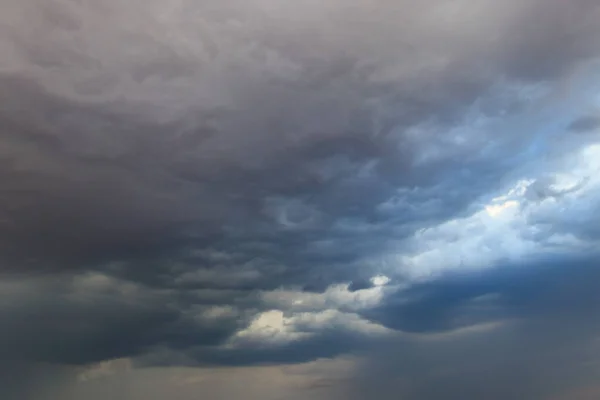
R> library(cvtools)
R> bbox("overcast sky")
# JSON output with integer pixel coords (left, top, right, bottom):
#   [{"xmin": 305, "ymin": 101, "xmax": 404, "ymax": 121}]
[{"xmin": 1, "ymin": 0, "xmax": 600, "ymax": 399}]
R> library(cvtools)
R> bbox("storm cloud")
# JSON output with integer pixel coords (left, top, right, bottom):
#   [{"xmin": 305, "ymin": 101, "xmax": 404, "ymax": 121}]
[
  {"xmin": 351, "ymin": 256, "xmax": 600, "ymax": 400},
  {"xmin": 1, "ymin": 0, "xmax": 600, "ymax": 399}
]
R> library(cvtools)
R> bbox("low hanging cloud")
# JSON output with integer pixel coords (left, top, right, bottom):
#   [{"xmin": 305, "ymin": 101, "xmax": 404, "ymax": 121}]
[
  {"xmin": 350, "ymin": 255, "xmax": 600, "ymax": 400},
  {"xmin": 1, "ymin": 0, "xmax": 600, "ymax": 399}
]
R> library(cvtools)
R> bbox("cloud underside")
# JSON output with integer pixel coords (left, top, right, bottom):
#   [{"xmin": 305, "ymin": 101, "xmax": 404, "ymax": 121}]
[{"xmin": 1, "ymin": 1, "xmax": 600, "ymax": 398}]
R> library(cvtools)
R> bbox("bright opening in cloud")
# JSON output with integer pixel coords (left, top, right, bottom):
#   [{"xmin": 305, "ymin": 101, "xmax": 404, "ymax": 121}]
[
  {"xmin": 370, "ymin": 275, "xmax": 390, "ymax": 287},
  {"xmin": 485, "ymin": 200, "xmax": 520, "ymax": 217}
]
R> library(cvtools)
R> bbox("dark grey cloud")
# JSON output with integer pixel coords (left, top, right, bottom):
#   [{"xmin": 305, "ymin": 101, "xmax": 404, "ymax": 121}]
[
  {"xmin": 351, "ymin": 255, "xmax": 600, "ymax": 400},
  {"xmin": 1, "ymin": 0, "xmax": 597, "ymax": 275},
  {"xmin": 1, "ymin": 0, "xmax": 600, "ymax": 398},
  {"xmin": 0, "ymin": 363, "xmax": 76, "ymax": 400},
  {"xmin": 569, "ymin": 115, "xmax": 600, "ymax": 133},
  {"xmin": 363, "ymin": 255, "xmax": 600, "ymax": 333}
]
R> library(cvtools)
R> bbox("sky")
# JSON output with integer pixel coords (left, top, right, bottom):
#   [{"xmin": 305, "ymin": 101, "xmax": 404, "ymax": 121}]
[{"xmin": 1, "ymin": 0, "xmax": 600, "ymax": 399}]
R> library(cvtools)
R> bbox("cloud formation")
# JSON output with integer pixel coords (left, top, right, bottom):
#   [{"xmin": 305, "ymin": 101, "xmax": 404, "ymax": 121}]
[
  {"xmin": 351, "ymin": 256, "xmax": 600, "ymax": 400},
  {"xmin": 1, "ymin": 0, "xmax": 600, "ymax": 399}
]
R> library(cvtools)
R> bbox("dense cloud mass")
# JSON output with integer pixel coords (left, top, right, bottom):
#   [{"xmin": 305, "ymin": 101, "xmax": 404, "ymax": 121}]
[
  {"xmin": 1, "ymin": 0, "xmax": 600, "ymax": 399},
  {"xmin": 352, "ymin": 256, "xmax": 600, "ymax": 399}
]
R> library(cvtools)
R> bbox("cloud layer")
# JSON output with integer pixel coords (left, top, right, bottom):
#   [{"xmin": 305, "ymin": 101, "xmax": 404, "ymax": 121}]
[{"xmin": 1, "ymin": 0, "xmax": 600, "ymax": 399}]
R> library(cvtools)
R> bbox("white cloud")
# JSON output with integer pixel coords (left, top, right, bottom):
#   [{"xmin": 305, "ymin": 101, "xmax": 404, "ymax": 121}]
[
  {"xmin": 229, "ymin": 309, "xmax": 391, "ymax": 347},
  {"xmin": 230, "ymin": 310, "xmax": 311, "ymax": 346},
  {"xmin": 385, "ymin": 137, "xmax": 600, "ymax": 280},
  {"xmin": 485, "ymin": 200, "xmax": 519, "ymax": 217},
  {"xmin": 370, "ymin": 275, "xmax": 390, "ymax": 287},
  {"xmin": 260, "ymin": 282, "xmax": 388, "ymax": 312}
]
